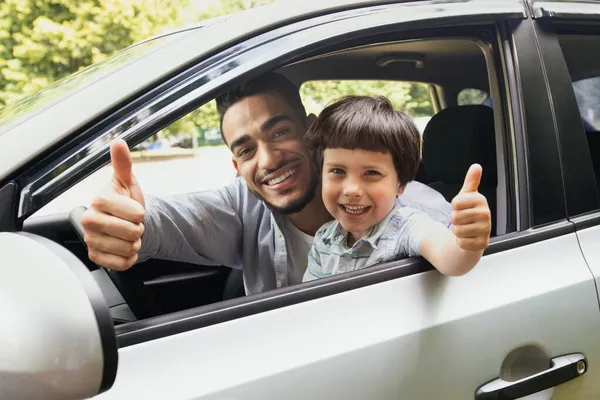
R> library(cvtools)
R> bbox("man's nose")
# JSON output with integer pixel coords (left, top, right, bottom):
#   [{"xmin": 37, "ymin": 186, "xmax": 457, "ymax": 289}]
[{"xmin": 257, "ymin": 142, "xmax": 283, "ymax": 171}]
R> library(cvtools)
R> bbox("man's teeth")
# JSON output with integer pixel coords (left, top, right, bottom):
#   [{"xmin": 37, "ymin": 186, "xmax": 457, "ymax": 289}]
[
  {"xmin": 267, "ymin": 168, "xmax": 296, "ymax": 186},
  {"xmin": 343, "ymin": 205, "xmax": 369, "ymax": 214}
]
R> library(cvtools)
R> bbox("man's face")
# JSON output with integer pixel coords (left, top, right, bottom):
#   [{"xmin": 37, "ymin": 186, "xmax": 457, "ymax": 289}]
[{"xmin": 222, "ymin": 91, "xmax": 318, "ymax": 214}]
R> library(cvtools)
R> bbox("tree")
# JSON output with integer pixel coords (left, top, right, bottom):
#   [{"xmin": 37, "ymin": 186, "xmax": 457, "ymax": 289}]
[
  {"xmin": 0, "ymin": 0, "xmax": 192, "ymax": 107},
  {"xmin": 300, "ymin": 80, "xmax": 433, "ymax": 117}
]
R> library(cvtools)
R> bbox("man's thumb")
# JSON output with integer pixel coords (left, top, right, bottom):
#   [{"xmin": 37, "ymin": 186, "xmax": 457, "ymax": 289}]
[
  {"xmin": 460, "ymin": 164, "xmax": 483, "ymax": 193},
  {"xmin": 110, "ymin": 139, "xmax": 145, "ymax": 207}
]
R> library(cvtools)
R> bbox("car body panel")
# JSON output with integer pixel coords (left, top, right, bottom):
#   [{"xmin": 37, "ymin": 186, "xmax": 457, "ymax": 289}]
[{"xmin": 94, "ymin": 232, "xmax": 600, "ymax": 399}]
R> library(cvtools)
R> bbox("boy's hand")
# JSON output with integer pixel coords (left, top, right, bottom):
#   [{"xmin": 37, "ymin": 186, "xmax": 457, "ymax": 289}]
[{"xmin": 450, "ymin": 164, "xmax": 491, "ymax": 251}]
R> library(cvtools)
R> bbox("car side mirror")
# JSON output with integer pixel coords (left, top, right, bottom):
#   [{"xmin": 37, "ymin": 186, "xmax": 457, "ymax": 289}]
[{"xmin": 0, "ymin": 232, "xmax": 118, "ymax": 400}]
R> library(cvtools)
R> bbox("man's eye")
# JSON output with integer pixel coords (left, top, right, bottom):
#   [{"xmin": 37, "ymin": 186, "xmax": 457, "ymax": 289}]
[
  {"xmin": 273, "ymin": 129, "xmax": 289, "ymax": 138},
  {"xmin": 238, "ymin": 147, "xmax": 253, "ymax": 157}
]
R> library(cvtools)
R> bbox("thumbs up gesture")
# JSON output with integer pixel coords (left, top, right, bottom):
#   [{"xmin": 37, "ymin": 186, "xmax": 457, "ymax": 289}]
[
  {"xmin": 80, "ymin": 139, "xmax": 146, "ymax": 270},
  {"xmin": 451, "ymin": 164, "xmax": 492, "ymax": 252}
]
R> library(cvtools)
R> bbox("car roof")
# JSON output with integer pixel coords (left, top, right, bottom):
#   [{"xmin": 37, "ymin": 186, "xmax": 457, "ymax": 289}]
[{"xmin": 0, "ymin": 0, "xmax": 520, "ymax": 181}]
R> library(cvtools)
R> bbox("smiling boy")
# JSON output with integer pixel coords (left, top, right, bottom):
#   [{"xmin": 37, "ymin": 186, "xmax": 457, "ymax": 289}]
[{"xmin": 303, "ymin": 95, "xmax": 485, "ymax": 281}]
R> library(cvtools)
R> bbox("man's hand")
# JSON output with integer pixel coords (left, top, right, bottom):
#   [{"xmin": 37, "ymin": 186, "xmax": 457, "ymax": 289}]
[
  {"xmin": 451, "ymin": 164, "xmax": 492, "ymax": 252},
  {"xmin": 80, "ymin": 139, "xmax": 146, "ymax": 271}
]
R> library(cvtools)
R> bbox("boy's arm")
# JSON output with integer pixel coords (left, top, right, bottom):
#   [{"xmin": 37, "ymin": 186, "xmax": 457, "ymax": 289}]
[
  {"xmin": 418, "ymin": 164, "xmax": 491, "ymax": 276},
  {"xmin": 419, "ymin": 223, "xmax": 483, "ymax": 276}
]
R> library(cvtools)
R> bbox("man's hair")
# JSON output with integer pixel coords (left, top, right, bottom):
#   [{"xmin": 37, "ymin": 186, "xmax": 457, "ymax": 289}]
[
  {"xmin": 304, "ymin": 95, "xmax": 421, "ymax": 186},
  {"xmin": 215, "ymin": 72, "xmax": 307, "ymax": 144}
]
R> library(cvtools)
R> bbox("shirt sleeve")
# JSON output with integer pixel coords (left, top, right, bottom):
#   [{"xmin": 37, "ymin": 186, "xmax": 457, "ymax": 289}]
[
  {"xmin": 394, "ymin": 209, "xmax": 445, "ymax": 257},
  {"xmin": 397, "ymin": 181, "xmax": 452, "ymax": 228},
  {"xmin": 137, "ymin": 180, "xmax": 244, "ymax": 269}
]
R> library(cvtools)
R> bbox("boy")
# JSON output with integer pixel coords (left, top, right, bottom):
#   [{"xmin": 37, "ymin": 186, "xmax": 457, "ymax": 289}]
[{"xmin": 302, "ymin": 95, "xmax": 485, "ymax": 281}]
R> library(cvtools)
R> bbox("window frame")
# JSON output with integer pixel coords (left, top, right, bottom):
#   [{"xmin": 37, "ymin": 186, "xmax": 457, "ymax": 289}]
[
  {"xmin": 531, "ymin": 13, "xmax": 600, "ymax": 228},
  {"xmin": 9, "ymin": 1, "xmax": 569, "ymax": 347}
]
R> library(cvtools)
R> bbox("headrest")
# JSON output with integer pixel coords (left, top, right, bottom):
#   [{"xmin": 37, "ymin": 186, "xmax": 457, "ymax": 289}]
[{"xmin": 422, "ymin": 105, "xmax": 497, "ymax": 186}]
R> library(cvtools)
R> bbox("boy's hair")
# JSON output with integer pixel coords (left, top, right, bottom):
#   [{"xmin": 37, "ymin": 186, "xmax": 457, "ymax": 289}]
[
  {"xmin": 215, "ymin": 72, "xmax": 307, "ymax": 144},
  {"xmin": 304, "ymin": 95, "xmax": 421, "ymax": 186}
]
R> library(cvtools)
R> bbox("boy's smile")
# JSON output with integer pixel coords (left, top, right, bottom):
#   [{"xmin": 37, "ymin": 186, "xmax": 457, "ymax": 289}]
[{"xmin": 321, "ymin": 148, "xmax": 405, "ymax": 245}]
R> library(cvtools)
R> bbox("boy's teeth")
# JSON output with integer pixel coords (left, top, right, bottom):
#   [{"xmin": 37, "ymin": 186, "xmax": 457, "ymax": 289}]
[
  {"xmin": 343, "ymin": 205, "xmax": 369, "ymax": 214},
  {"xmin": 267, "ymin": 168, "xmax": 296, "ymax": 186}
]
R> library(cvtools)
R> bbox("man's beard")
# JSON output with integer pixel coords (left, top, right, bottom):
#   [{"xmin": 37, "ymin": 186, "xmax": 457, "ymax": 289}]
[{"xmin": 251, "ymin": 165, "xmax": 319, "ymax": 215}]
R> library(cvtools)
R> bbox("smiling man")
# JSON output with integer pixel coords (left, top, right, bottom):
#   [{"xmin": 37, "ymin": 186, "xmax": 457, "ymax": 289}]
[{"xmin": 81, "ymin": 72, "xmax": 492, "ymax": 294}]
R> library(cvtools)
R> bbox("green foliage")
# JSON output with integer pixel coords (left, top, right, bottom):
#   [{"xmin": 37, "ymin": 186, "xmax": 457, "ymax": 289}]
[
  {"xmin": 457, "ymin": 88, "xmax": 488, "ymax": 106},
  {"xmin": 300, "ymin": 80, "xmax": 433, "ymax": 118},
  {"xmin": 0, "ymin": 0, "xmax": 194, "ymax": 107},
  {"xmin": 1, "ymin": 0, "xmax": 437, "ymax": 145}
]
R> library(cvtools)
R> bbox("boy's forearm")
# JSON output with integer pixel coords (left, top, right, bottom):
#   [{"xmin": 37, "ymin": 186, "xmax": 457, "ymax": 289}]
[{"xmin": 420, "ymin": 228, "xmax": 483, "ymax": 276}]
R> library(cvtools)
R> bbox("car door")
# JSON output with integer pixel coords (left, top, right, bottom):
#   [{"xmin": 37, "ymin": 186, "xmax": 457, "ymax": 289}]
[
  {"xmin": 537, "ymin": 0, "xmax": 600, "ymax": 355},
  {"xmin": 3, "ymin": 1, "xmax": 600, "ymax": 399},
  {"xmin": 88, "ymin": 2, "xmax": 599, "ymax": 399}
]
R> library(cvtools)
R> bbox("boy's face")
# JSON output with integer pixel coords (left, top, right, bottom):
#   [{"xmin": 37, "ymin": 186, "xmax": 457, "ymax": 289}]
[{"xmin": 321, "ymin": 148, "xmax": 404, "ymax": 243}]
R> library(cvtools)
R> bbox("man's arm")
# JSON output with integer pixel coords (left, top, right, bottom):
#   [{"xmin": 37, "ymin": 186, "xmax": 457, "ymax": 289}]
[
  {"xmin": 81, "ymin": 139, "xmax": 244, "ymax": 271},
  {"xmin": 137, "ymin": 186, "xmax": 244, "ymax": 268}
]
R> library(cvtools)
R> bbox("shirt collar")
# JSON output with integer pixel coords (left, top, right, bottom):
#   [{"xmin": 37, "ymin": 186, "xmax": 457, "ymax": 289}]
[{"xmin": 327, "ymin": 204, "xmax": 401, "ymax": 249}]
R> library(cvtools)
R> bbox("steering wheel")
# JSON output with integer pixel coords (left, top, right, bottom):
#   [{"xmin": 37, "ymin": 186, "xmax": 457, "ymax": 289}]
[{"xmin": 68, "ymin": 206, "xmax": 162, "ymax": 320}]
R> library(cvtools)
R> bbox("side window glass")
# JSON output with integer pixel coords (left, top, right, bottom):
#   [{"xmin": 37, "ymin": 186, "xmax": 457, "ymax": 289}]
[
  {"xmin": 299, "ymin": 80, "xmax": 434, "ymax": 134},
  {"xmin": 457, "ymin": 88, "xmax": 489, "ymax": 106},
  {"xmin": 572, "ymin": 77, "xmax": 600, "ymax": 132},
  {"xmin": 558, "ymin": 35, "xmax": 600, "ymax": 198},
  {"xmin": 33, "ymin": 100, "xmax": 232, "ymax": 217}
]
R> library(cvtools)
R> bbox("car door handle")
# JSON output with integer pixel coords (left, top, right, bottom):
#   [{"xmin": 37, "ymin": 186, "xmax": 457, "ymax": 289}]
[{"xmin": 475, "ymin": 353, "xmax": 587, "ymax": 400}]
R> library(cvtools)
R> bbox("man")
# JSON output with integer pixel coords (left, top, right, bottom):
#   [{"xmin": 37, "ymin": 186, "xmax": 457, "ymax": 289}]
[{"xmin": 81, "ymin": 72, "xmax": 491, "ymax": 294}]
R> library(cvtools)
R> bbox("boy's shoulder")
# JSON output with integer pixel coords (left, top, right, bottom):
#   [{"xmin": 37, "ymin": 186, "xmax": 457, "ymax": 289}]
[{"xmin": 385, "ymin": 205, "xmax": 431, "ymax": 232}]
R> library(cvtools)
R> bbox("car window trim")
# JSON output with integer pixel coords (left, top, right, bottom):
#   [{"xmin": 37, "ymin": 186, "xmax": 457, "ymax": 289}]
[
  {"xmin": 530, "ymin": 1, "xmax": 600, "ymax": 20},
  {"xmin": 14, "ymin": 1, "xmax": 526, "ymax": 220},
  {"xmin": 532, "ymin": 22, "xmax": 600, "ymax": 218}
]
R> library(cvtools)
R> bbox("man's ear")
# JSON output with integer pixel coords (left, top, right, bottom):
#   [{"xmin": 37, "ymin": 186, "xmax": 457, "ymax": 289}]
[
  {"xmin": 232, "ymin": 157, "xmax": 239, "ymax": 174},
  {"xmin": 305, "ymin": 113, "xmax": 317, "ymax": 131}
]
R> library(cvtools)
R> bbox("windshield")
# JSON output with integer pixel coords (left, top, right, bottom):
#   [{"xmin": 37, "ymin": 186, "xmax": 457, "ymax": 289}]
[{"xmin": 0, "ymin": 29, "xmax": 196, "ymax": 135}]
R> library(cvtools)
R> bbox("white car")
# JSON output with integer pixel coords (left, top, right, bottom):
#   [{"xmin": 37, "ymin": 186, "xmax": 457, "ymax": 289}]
[{"xmin": 3, "ymin": 0, "xmax": 600, "ymax": 399}]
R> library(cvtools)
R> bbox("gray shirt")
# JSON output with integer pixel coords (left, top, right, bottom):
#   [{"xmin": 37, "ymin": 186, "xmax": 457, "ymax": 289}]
[{"xmin": 138, "ymin": 177, "xmax": 452, "ymax": 295}]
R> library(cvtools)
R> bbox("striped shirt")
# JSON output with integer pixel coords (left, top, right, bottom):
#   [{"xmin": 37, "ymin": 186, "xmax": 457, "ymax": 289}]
[{"xmin": 303, "ymin": 205, "xmax": 438, "ymax": 281}]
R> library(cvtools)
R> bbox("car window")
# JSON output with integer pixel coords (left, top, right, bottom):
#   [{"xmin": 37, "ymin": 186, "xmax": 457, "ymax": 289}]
[
  {"xmin": 558, "ymin": 34, "xmax": 600, "ymax": 197},
  {"xmin": 572, "ymin": 76, "xmax": 600, "ymax": 131},
  {"xmin": 31, "ymin": 32, "xmax": 508, "ymax": 324},
  {"xmin": 0, "ymin": 29, "xmax": 197, "ymax": 136},
  {"xmin": 300, "ymin": 80, "xmax": 434, "ymax": 133},
  {"xmin": 33, "ymin": 100, "xmax": 233, "ymax": 217},
  {"xmin": 457, "ymin": 88, "xmax": 489, "ymax": 106}
]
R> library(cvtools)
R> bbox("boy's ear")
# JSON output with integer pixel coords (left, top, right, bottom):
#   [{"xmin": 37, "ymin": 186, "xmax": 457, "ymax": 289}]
[{"xmin": 397, "ymin": 183, "xmax": 406, "ymax": 197}]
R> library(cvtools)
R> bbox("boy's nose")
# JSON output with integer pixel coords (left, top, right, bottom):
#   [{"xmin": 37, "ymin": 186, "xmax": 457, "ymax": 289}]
[{"xmin": 343, "ymin": 181, "xmax": 364, "ymax": 198}]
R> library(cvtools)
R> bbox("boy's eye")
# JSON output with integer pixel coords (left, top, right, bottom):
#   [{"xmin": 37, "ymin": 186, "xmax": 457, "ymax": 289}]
[
  {"xmin": 329, "ymin": 168, "xmax": 345, "ymax": 175},
  {"xmin": 365, "ymin": 170, "xmax": 382, "ymax": 176}
]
